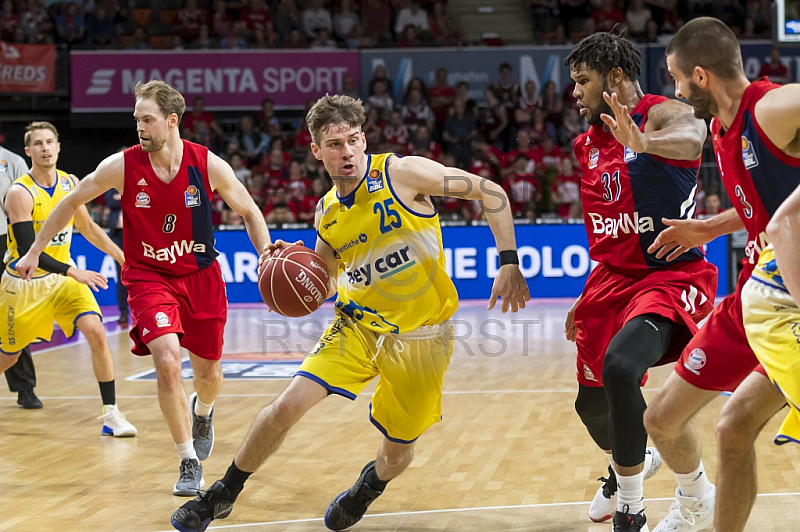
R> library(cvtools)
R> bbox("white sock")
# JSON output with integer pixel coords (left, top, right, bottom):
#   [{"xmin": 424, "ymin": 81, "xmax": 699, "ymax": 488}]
[
  {"xmin": 176, "ymin": 440, "xmax": 197, "ymax": 461},
  {"xmin": 194, "ymin": 397, "xmax": 214, "ymax": 417},
  {"xmin": 617, "ymin": 470, "xmax": 645, "ymax": 514},
  {"xmin": 676, "ymin": 461, "xmax": 714, "ymax": 500}
]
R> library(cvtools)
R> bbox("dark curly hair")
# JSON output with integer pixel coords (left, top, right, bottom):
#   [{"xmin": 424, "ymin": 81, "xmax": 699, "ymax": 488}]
[{"xmin": 563, "ymin": 31, "xmax": 642, "ymax": 81}]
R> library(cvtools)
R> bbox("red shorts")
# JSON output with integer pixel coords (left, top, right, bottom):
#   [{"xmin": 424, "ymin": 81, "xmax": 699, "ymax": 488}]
[
  {"xmin": 574, "ymin": 259, "xmax": 718, "ymax": 387},
  {"xmin": 674, "ymin": 277, "xmax": 765, "ymax": 391},
  {"xmin": 122, "ymin": 261, "xmax": 228, "ymax": 360}
]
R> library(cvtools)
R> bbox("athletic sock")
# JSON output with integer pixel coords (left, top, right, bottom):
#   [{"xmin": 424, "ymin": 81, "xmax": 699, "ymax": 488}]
[
  {"xmin": 617, "ymin": 470, "xmax": 645, "ymax": 514},
  {"xmin": 176, "ymin": 440, "xmax": 198, "ymax": 461},
  {"xmin": 676, "ymin": 461, "xmax": 714, "ymax": 500}
]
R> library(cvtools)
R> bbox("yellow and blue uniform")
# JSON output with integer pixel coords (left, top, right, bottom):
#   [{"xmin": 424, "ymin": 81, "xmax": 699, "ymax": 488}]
[
  {"xmin": 0, "ymin": 171, "xmax": 101, "ymax": 353},
  {"xmin": 742, "ymin": 243, "xmax": 800, "ymax": 444},
  {"xmin": 299, "ymin": 153, "xmax": 458, "ymax": 443}
]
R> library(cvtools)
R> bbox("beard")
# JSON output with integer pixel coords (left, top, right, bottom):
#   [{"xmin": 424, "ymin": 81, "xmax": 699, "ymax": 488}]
[
  {"xmin": 686, "ymin": 80, "xmax": 718, "ymax": 120},
  {"xmin": 586, "ymin": 81, "xmax": 614, "ymax": 127},
  {"xmin": 141, "ymin": 136, "xmax": 166, "ymax": 153}
]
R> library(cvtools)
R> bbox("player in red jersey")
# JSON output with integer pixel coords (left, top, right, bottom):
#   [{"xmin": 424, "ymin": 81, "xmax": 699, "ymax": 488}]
[
  {"xmin": 564, "ymin": 31, "xmax": 717, "ymax": 531},
  {"xmin": 642, "ymin": 18, "xmax": 800, "ymax": 532},
  {"xmin": 15, "ymin": 80, "xmax": 271, "ymax": 496}
]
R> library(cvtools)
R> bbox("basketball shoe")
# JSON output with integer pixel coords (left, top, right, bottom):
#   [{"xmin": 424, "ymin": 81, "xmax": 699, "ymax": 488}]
[
  {"xmin": 189, "ymin": 392, "xmax": 214, "ymax": 460},
  {"xmin": 614, "ymin": 504, "xmax": 649, "ymax": 532},
  {"xmin": 97, "ymin": 404, "xmax": 137, "ymax": 437},
  {"xmin": 589, "ymin": 447, "xmax": 662, "ymax": 522},
  {"xmin": 652, "ymin": 486, "xmax": 715, "ymax": 532},
  {"xmin": 324, "ymin": 461, "xmax": 383, "ymax": 530},
  {"xmin": 173, "ymin": 458, "xmax": 204, "ymax": 496},
  {"xmin": 171, "ymin": 480, "xmax": 234, "ymax": 532}
]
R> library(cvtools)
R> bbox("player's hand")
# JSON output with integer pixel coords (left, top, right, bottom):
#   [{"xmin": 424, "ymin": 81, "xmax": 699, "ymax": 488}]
[
  {"xmin": 648, "ymin": 217, "xmax": 711, "ymax": 261},
  {"xmin": 488, "ymin": 265, "xmax": 530, "ymax": 313},
  {"xmin": 564, "ymin": 296, "xmax": 581, "ymax": 342},
  {"xmin": 259, "ymin": 239, "xmax": 304, "ymax": 267},
  {"xmin": 15, "ymin": 252, "xmax": 40, "ymax": 281},
  {"xmin": 67, "ymin": 268, "xmax": 108, "ymax": 292},
  {"xmin": 600, "ymin": 92, "xmax": 647, "ymax": 154}
]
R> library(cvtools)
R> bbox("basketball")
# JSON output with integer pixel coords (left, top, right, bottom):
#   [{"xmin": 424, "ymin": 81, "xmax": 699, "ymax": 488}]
[{"xmin": 258, "ymin": 244, "xmax": 331, "ymax": 317}]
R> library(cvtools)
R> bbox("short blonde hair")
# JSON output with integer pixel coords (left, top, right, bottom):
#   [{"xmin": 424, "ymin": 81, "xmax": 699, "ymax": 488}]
[
  {"xmin": 24, "ymin": 121, "xmax": 58, "ymax": 146},
  {"xmin": 134, "ymin": 80, "xmax": 186, "ymax": 121},
  {"xmin": 306, "ymin": 94, "xmax": 366, "ymax": 145}
]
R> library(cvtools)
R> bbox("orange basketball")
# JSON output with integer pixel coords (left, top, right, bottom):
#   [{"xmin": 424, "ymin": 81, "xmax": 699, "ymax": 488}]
[{"xmin": 258, "ymin": 244, "xmax": 331, "ymax": 317}]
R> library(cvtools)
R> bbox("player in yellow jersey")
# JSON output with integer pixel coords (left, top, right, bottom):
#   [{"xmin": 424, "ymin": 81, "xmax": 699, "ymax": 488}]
[
  {"xmin": 0, "ymin": 122, "xmax": 136, "ymax": 436},
  {"xmin": 171, "ymin": 94, "xmax": 530, "ymax": 531}
]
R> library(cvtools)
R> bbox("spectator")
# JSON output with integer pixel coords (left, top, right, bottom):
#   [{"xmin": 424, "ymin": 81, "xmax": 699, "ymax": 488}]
[
  {"xmin": 220, "ymin": 20, "xmax": 250, "ymax": 48},
  {"xmin": 21, "ymin": 0, "xmax": 54, "ymax": 44},
  {"xmin": 407, "ymin": 124, "xmax": 442, "ymax": 159},
  {"xmin": 234, "ymin": 115, "xmax": 270, "ymax": 164},
  {"xmin": 478, "ymin": 84, "xmax": 509, "ymax": 149},
  {"xmin": 363, "ymin": 106, "xmax": 385, "ymax": 150},
  {"xmin": 470, "ymin": 135, "xmax": 506, "ymax": 177},
  {"xmin": 402, "ymin": 77, "xmax": 428, "ymax": 105},
  {"xmin": 430, "ymin": 1, "xmax": 461, "ymax": 46},
  {"xmin": 429, "ymin": 67, "xmax": 456, "ymax": 128},
  {"xmin": 60, "ymin": 5, "xmax": 89, "ymax": 46},
  {"xmin": 208, "ymin": 0, "xmax": 233, "ymax": 39},
  {"xmin": 394, "ymin": 0, "xmax": 429, "ymax": 39},
  {"xmin": 592, "ymin": 0, "xmax": 624, "ymax": 33},
  {"xmin": 361, "ymin": 0, "xmax": 393, "ymax": 44},
  {"xmin": 125, "ymin": 26, "xmax": 152, "ymax": 49},
  {"xmin": 239, "ymin": 0, "xmax": 271, "ymax": 37},
  {"xmin": 504, "ymin": 129, "xmax": 534, "ymax": 177},
  {"xmin": 516, "ymin": 80, "xmax": 542, "ymax": 127},
  {"xmin": 311, "ymin": 27, "xmax": 338, "ymax": 48},
  {"xmin": 401, "ymin": 87, "xmax": 434, "ymax": 132},
  {"xmin": 504, "ymin": 154, "xmax": 542, "ymax": 218},
  {"xmin": 182, "ymin": 96, "xmax": 224, "ymax": 144},
  {"xmin": 282, "ymin": 27, "xmax": 308, "ymax": 48},
  {"xmin": 84, "ymin": 3, "xmax": 116, "ymax": 46},
  {"xmin": 398, "ymin": 24, "xmax": 424, "ymax": 47},
  {"xmin": 625, "ymin": 0, "xmax": 652, "ymax": 40},
  {"xmin": 758, "ymin": 47, "xmax": 789, "ymax": 84},
  {"xmin": 191, "ymin": 23, "xmax": 217, "ymax": 49},
  {"xmin": 265, "ymin": 202, "xmax": 296, "ymax": 224},
  {"xmin": 340, "ymin": 74, "xmax": 360, "ymax": 99},
  {"xmin": 368, "ymin": 79, "xmax": 395, "ymax": 121},
  {"xmin": 302, "ymin": 149, "xmax": 326, "ymax": 181},
  {"xmin": 455, "ymin": 81, "xmax": 478, "ymax": 117},
  {"xmin": 286, "ymin": 160, "xmax": 312, "ymax": 203},
  {"xmin": 529, "ymin": 0, "xmax": 559, "ymax": 40},
  {"xmin": 273, "ymin": 0, "xmax": 301, "ymax": 41},
  {"xmin": 699, "ymin": 193, "xmax": 723, "ymax": 218},
  {"xmin": 497, "ymin": 62, "xmax": 520, "ymax": 113},
  {"xmin": 558, "ymin": 0, "xmax": 590, "ymax": 38},
  {"xmin": 534, "ymin": 136, "xmax": 563, "ymax": 173},
  {"xmin": 292, "ymin": 177, "xmax": 325, "ymax": 224},
  {"xmin": 528, "ymin": 107, "xmax": 556, "ymax": 145},
  {"xmin": 245, "ymin": 172, "xmax": 266, "ymax": 210},
  {"xmin": 0, "ymin": 0, "xmax": 21, "ymax": 42},
  {"xmin": 251, "ymin": 22, "xmax": 280, "ymax": 47},
  {"xmin": 381, "ymin": 111, "xmax": 411, "ymax": 154},
  {"xmin": 302, "ymin": 0, "xmax": 332, "ymax": 40},
  {"xmin": 333, "ymin": 0, "xmax": 359, "ymax": 44},
  {"xmin": 541, "ymin": 80, "xmax": 564, "ymax": 127},
  {"xmin": 442, "ymin": 99, "xmax": 478, "ymax": 169},
  {"xmin": 255, "ymin": 98, "xmax": 282, "ymax": 138},
  {"xmin": 368, "ymin": 64, "xmax": 393, "ymax": 96},
  {"xmin": 740, "ymin": 18, "xmax": 759, "ymax": 40},
  {"xmin": 175, "ymin": 0, "xmax": 205, "ymax": 43},
  {"xmin": 230, "ymin": 153, "xmax": 251, "ymax": 184},
  {"xmin": 551, "ymin": 156, "xmax": 581, "ymax": 219},
  {"xmin": 746, "ymin": 0, "xmax": 772, "ymax": 36},
  {"xmin": 264, "ymin": 185, "xmax": 292, "ymax": 216},
  {"xmin": 558, "ymin": 106, "xmax": 584, "ymax": 148}
]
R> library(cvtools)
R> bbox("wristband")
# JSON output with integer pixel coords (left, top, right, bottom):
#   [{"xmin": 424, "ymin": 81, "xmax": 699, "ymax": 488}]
[{"xmin": 498, "ymin": 250, "xmax": 519, "ymax": 266}]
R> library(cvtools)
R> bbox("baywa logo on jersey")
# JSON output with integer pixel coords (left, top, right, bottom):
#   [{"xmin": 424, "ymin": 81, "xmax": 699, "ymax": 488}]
[
  {"xmin": 185, "ymin": 185, "xmax": 201, "ymax": 208},
  {"xmin": 683, "ymin": 348, "xmax": 707, "ymax": 375},
  {"xmin": 741, "ymin": 136, "xmax": 759, "ymax": 170},
  {"xmin": 367, "ymin": 168, "xmax": 384, "ymax": 193},
  {"xmin": 623, "ymin": 146, "xmax": 638, "ymax": 162},
  {"xmin": 155, "ymin": 312, "xmax": 170, "ymax": 328},
  {"xmin": 135, "ymin": 191, "xmax": 151, "ymax": 208},
  {"xmin": 588, "ymin": 148, "xmax": 599, "ymax": 169}
]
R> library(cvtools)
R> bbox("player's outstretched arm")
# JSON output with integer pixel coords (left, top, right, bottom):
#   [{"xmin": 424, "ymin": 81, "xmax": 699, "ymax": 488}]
[
  {"xmin": 600, "ymin": 93, "xmax": 706, "ymax": 160},
  {"xmin": 15, "ymin": 153, "xmax": 123, "ymax": 279},
  {"xmin": 755, "ymin": 84, "xmax": 800, "ymax": 153},
  {"xmin": 389, "ymin": 155, "xmax": 530, "ymax": 312},
  {"xmin": 73, "ymin": 203, "xmax": 124, "ymax": 265},
  {"xmin": 648, "ymin": 208, "xmax": 744, "ymax": 261},
  {"xmin": 768, "ymin": 182, "xmax": 800, "ymax": 301},
  {"xmin": 207, "ymin": 151, "xmax": 271, "ymax": 252}
]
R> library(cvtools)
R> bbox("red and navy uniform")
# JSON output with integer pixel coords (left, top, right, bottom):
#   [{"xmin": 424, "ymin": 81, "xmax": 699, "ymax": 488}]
[
  {"xmin": 120, "ymin": 140, "xmax": 227, "ymax": 360},
  {"xmin": 675, "ymin": 78, "xmax": 800, "ymax": 391},
  {"xmin": 571, "ymin": 94, "xmax": 717, "ymax": 387}
]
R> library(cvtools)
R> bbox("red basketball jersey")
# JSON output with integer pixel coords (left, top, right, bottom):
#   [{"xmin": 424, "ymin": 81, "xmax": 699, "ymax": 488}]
[
  {"xmin": 122, "ymin": 140, "xmax": 218, "ymax": 276},
  {"xmin": 710, "ymin": 78, "xmax": 800, "ymax": 283},
  {"xmin": 574, "ymin": 94, "xmax": 703, "ymax": 272}
]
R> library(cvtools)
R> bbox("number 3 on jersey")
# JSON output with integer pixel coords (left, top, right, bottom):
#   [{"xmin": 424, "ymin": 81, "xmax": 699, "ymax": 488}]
[
  {"xmin": 163, "ymin": 214, "xmax": 176, "ymax": 233},
  {"xmin": 374, "ymin": 198, "xmax": 402, "ymax": 234},
  {"xmin": 601, "ymin": 170, "xmax": 621, "ymax": 202}
]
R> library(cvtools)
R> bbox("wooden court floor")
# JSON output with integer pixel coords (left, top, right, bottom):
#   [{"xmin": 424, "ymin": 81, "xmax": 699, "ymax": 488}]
[{"xmin": 1, "ymin": 300, "xmax": 799, "ymax": 531}]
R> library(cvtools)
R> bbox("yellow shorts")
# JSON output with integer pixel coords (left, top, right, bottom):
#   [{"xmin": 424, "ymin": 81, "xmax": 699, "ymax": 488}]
[
  {"xmin": 742, "ymin": 277, "xmax": 800, "ymax": 445},
  {"xmin": 298, "ymin": 310, "xmax": 454, "ymax": 443},
  {"xmin": 0, "ymin": 273, "xmax": 101, "ymax": 354}
]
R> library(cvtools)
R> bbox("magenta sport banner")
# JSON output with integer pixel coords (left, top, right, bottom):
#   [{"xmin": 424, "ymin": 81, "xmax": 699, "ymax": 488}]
[{"xmin": 70, "ymin": 50, "xmax": 360, "ymax": 112}]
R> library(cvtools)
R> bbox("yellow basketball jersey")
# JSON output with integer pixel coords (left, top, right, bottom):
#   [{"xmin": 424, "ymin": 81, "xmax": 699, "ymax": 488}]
[
  {"xmin": 5, "ymin": 170, "xmax": 76, "ymax": 278},
  {"xmin": 751, "ymin": 244, "xmax": 786, "ymax": 293},
  {"xmin": 318, "ymin": 153, "xmax": 458, "ymax": 334}
]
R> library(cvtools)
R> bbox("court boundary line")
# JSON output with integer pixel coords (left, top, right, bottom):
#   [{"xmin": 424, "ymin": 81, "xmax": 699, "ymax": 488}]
[{"xmin": 152, "ymin": 491, "xmax": 800, "ymax": 531}]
